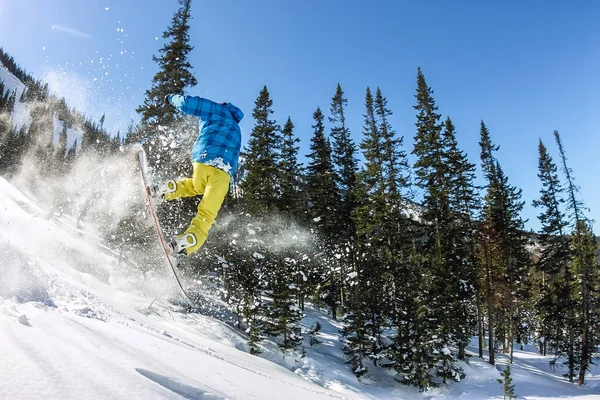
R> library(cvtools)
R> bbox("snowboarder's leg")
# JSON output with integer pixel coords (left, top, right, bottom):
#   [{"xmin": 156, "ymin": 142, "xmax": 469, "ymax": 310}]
[
  {"xmin": 179, "ymin": 163, "xmax": 230, "ymax": 255},
  {"xmin": 164, "ymin": 162, "xmax": 208, "ymax": 201}
]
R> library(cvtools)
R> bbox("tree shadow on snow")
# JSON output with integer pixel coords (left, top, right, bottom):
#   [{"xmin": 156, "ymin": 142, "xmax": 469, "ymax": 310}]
[{"xmin": 135, "ymin": 368, "xmax": 225, "ymax": 399}]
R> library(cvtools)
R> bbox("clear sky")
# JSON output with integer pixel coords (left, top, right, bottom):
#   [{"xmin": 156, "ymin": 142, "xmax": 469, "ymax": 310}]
[{"xmin": 1, "ymin": 0, "xmax": 599, "ymax": 233}]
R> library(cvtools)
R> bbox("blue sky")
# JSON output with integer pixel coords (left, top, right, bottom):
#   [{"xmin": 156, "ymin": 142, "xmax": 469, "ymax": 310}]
[{"xmin": 1, "ymin": 0, "xmax": 599, "ymax": 233}]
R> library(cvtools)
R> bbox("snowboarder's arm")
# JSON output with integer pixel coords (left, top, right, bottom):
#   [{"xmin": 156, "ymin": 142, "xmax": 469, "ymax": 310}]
[{"xmin": 166, "ymin": 94, "xmax": 216, "ymax": 119}]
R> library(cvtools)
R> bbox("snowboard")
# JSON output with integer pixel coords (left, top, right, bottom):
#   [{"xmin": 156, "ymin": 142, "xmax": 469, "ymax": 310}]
[{"xmin": 137, "ymin": 149, "xmax": 197, "ymax": 309}]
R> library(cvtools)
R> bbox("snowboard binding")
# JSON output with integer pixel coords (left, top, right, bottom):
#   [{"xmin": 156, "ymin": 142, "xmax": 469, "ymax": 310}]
[
  {"xmin": 168, "ymin": 233, "xmax": 197, "ymax": 256},
  {"xmin": 147, "ymin": 179, "xmax": 177, "ymax": 200}
]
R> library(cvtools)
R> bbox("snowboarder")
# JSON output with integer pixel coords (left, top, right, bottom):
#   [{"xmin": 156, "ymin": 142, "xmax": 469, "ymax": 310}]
[{"xmin": 148, "ymin": 94, "xmax": 243, "ymax": 256}]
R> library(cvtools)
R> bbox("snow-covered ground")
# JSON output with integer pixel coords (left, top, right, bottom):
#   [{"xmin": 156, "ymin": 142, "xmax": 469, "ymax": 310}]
[
  {"xmin": 0, "ymin": 60, "xmax": 30, "ymax": 131},
  {"xmin": 1, "ymin": 175, "xmax": 599, "ymax": 399},
  {"xmin": 0, "ymin": 61, "xmax": 26, "ymax": 98}
]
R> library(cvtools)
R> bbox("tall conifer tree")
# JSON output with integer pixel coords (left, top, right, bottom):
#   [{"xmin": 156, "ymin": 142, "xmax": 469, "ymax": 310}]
[
  {"xmin": 133, "ymin": 0, "xmax": 197, "ymax": 178},
  {"xmin": 306, "ymin": 107, "xmax": 339, "ymax": 236},
  {"xmin": 137, "ymin": 0, "xmax": 196, "ymax": 127},
  {"xmin": 411, "ymin": 68, "xmax": 468, "ymax": 386},
  {"xmin": 54, "ymin": 124, "xmax": 68, "ymax": 173},
  {"xmin": 278, "ymin": 117, "xmax": 303, "ymax": 218},
  {"xmin": 329, "ymin": 83, "xmax": 358, "ymax": 241},
  {"xmin": 241, "ymin": 86, "xmax": 281, "ymax": 215},
  {"xmin": 441, "ymin": 117, "xmax": 479, "ymax": 361},
  {"xmin": 344, "ymin": 87, "xmax": 386, "ymax": 376},
  {"xmin": 554, "ymin": 130, "xmax": 600, "ymax": 385},
  {"xmin": 532, "ymin": 139, "xmax": 575, "ymax": 380},
  {"xmin": 479, "ymin": 122, "xmax": 530, "ymax": 364},
  {"xmin": 349, "ymin": 87, "xmax": 415, "ymax": 380},
  {"xmin": 305, "ymin": 107, "xmax": 341, "ymax": 319}
]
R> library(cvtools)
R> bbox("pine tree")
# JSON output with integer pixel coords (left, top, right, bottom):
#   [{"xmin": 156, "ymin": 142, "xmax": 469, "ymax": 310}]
[
  {"xmin": 137, "ymin": 0, "xmax": 197, "ymax": 127},
  {"xmin": 410, "ymin": 72, "xmax": 475, "ymax": 385},
  {"xmin": 0, "ymin": 81, "xmax": 8, "ymax": 111},
  {"xmin": 342, "ymin": 88, "xmax": 381, "ymax": 377},
  {"xmin": 329, "ymin": 83, "xmax": 358, "ymax": 241},
  {"xmin": 571, "ymin": 220, "xmax": 599, "ymax": 385},
  {"xmin": 350, "ymin": 87, "xmax": 416, "ymax": 382},
  {"xmin": 247, "ymin": 309, "xmax": 264, "ymax": 356},
  {"xmin": 441, "ymin": 117, "xmax": 479, "ymax": 361},
  {"xmin": 497, "ymin": 364, "xmax": 518, "ymax": 400},
  {"xmin": 329, "ymin": 83, "xmax": 358, "ymax": 322},
  {"xmin": 0, "ymin": 85, "xmax": 13, "ymax": 164},
  {"xmin": 0, "ymin": 47, "xmax": 30, "ymax": 82},
  {"xmin": 479, "ymin": 122, "xmax": 530, "ymax": 365},
  {"xmin": 496, "ymin": 163, "xmax": 530, "ymax": 362},
  {"xmin": 411, "ymin": 67, "xmax": 460, "ymax": 387},
  {"xmin": 1, "ymin": 125, "xmax": 26, "ymax": 176},
  {"xmin": 64, "ymin": 138, "xmax": 78, "ymax": 172},
  {"xmin": 211, "ymin": 213, "xmax": 266, "ymax": 354},
  {"xmin": 278, "ymin": 117, "xmax": 304, "ymax": 218},
  {"xmin": 328, "ymin": 84, "xmax": 358, "ymax": 319},
  {"xmin": 305, "ymin": 106, "xmax": 341, "ymax": 319},
  {"xmin": 554, "ymin": 130, "xmax": 600, "ymax": 385},
  {"xmin": 371, "ymin": 87, "xmax": 413, "ymax": 366},
  {"xmin": 532, "ymin": 139, "xmax": 576, "ymax": 380},
  {"xmin": 554, "ymin": 131, "xmax": 585, "ymax": 231},
  {"xmin": 0, "ymin": 124, "xmax": 17, "ymax": 174},
  {"xmin": 133, "ymin": 0, "xmax": 197, "ymax": 180},
  {"xmin": 356, "ymin": 87, "xmax": 385, "ymax": 221},
  {"xmin": 263, "ymin": 255, "xmax": 304, "ymax": 352},
  {"xmin": 241, "ymin": 86, "xmax": 281, "ymax": 215},
  {"xmin": 7, "ymin": 90, "xmax": 16, "ymax": 114},
  {"xmin": 375, "ymin": 88, "xmax": 409, "ymax": 198},
  {"xmin": 54, "ymin": 124, "xmax": 68, "ymax": 173},
  {"xmin": 478, "ymin": 121, "xmax": 499, "ymax": 365},
  {"xmin": 305, "ymin": 107, "xmax": 339, "ymax": 234},
  {"xmin": 340, "ymin": 268, "xmax": 371, "ymax": 379}
]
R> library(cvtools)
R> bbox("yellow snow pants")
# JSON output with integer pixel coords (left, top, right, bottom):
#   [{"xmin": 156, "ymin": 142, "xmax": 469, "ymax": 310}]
[{"xmin": 164, "ymin": 162, "xmax": 231, "ymax": 255}]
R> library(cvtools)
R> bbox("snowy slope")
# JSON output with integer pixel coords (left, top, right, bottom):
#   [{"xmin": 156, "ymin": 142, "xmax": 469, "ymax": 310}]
[
  {"xmin": 0, "ymin": 177, "xmax": 364, "ymax": 400},
  {"xmin": 0, "ymin": 60, "xmax": 83, "ymax": 146},
  {"xmin": 1, "ymin": 174, "xmax": 600, "ymax": 400},
  {"xmin": 0, "ymin": 60, "xmax": 30, "ymax": 130},
  {"xmin": 0, "ymin": 60, "xmax": 26, "ymax": 97}
]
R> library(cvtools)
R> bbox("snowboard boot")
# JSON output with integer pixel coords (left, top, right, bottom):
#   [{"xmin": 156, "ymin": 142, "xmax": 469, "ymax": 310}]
[
  {"xmin": 167, "ymin": 233, "xmax": 198, "ymax": 256},
  {"xmin": 147, "ymin": 179, "xmax": 177, "ymax": 203}
]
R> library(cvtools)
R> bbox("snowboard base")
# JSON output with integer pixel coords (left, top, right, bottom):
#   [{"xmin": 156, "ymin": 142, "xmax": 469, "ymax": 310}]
[{"xmin": 137, "ymin": 149, "xmax": 197, "ymax": 309}]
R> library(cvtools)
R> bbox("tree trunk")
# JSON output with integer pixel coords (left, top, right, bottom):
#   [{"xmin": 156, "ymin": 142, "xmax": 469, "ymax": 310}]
[
  {"xmin": 566, "ymin": 268, "xmax": 575, "ymax": 382},
  {"xmin": 458, "ymin": 342, "xmax": 466, "ymax": 361},
  {"xmin": 578, "ymin": 329, "xmax": 588, "ymax": 385},
  {"xmin": 487, "ymin": 303, "xmax": 494, "ymax": 365},
  {"xmin": 578, "ymin": 245, "xmax": 590, "ymax": 386},
  {"xmin": 484, "ymin": 238, "xmax": 495, "ymax": 365},
  {"xmin": 330, "ymin": 274, "xmax": 338, "ymax": 320},
  {"xmin": 509, "ymin": 301, "xmax": 514, "ymax": 364},
  {"xmin": 568, "ymin": 336, "xmax": 574, "ymax": 382},
  {"xmin": 502, "ymin": 316, "xmax": 509, "ymax": 354},
  {"xmin": 477, "ymin": 293, "xmax": 484, "ymax": 359},
  {"xmin": 540, "ymin": 337, "xmax": 546, "ymax": 356},
  {"xmin": 578, "ymin": 294, "xmax": 589, "ymax": 385}
]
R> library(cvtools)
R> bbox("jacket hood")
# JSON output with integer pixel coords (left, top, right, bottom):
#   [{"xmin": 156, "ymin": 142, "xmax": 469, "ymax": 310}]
[{"xmin": 224, "ymin": 102, "xmax": 244, "ymax": 123}]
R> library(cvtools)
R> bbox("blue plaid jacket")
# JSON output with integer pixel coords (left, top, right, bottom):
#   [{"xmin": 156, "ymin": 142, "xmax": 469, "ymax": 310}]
[{"xmin": 167, "ymin": 94, "xmax": 243, "ymax": 176}]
